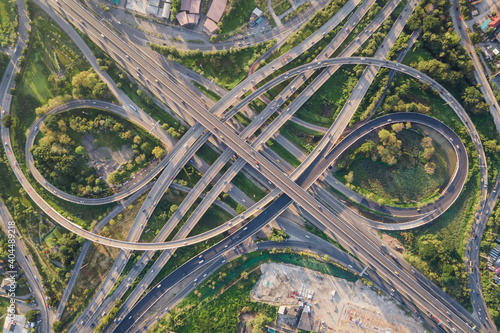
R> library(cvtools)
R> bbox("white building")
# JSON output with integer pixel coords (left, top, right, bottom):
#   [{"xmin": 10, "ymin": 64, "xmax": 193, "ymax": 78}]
[{"xmin": 2, "ymin": 314, "xmax": 27, "ymax": 333}]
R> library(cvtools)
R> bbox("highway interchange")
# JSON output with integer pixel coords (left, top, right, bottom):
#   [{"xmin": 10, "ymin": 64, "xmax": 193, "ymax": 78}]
[{"xmin": 0, "ymin": 0, "xmax": 498, "ymax": 332}]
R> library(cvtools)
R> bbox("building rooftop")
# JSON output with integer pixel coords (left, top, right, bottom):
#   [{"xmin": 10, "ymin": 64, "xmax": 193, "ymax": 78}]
[
  {"xmin": 203, "ymin": 18, "xmax": 219, "ymax": 33},
  {"xmin": 206, "ymin": 0, "xmax": 227, "ymax": 23},
  {"xmin": 297, "ymin": 311, "xmax": 313, "ymax": 331},
  {"xmin": 189, "ymin": 0, "xmax": 201, "ymax": 14},
  {"xmin": 489, "ymin": 16, "xmax": 500, "ymax": 29},
  {"xmin": 481, "ymin": 19, "xmax": 491, "ymax": 32},
  {"xmin": 176, "ymin": 11, "xmax": 189, "ymax": 25},
  {"xmin": 2, "ymin": 315, "xmax": 27, "ymax": 333},
  {"xmin": 180, "ymin": 0, "xmax": 191, "ymax": 12}
]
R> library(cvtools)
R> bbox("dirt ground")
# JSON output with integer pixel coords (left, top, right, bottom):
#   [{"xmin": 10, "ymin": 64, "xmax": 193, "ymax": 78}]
[
  {"xmin": 381, "ymin": 233, "xmax": 406, "ymax": 255},
  {"xmin": 251, "ymin": 263, "xmax": 424, "ymax": 333},
  {"xmin": 81, "ymin": 133, "xmax": 133, "ymax": 181}
]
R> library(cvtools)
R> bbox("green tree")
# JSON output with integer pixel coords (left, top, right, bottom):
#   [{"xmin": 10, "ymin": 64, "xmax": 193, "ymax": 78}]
[
  {"xmin": 152, "ymin": 146, "xmax": 164, "ymax": 158},
  {"xmin": 133, "ymin": 135, "xmax": 142, "ymax": 145},
  {"xmin": 269, "ymin": 228, "xmax": 288, "ymax": 242},
  {"xmin": 53, "ymin": 321, "xmax": 63, "ymax": 332},
  {"xmin": 140, "ymin": 142, "xmax": 151, "ymax": 155},
  {"xmin": 463, "ymin": 86, "xmax": 489, "ymax": 114},
  {"xmin": 25, "ymin": 310, "xmax": 38, "ymax": 322},
  {"xmin": 354, "ymin": 140, "xmax": 376, "ymax": 159},
  {"xmin": 1, "ymin": 114, "xmax": 13, "ymax": 128},
  {"xmin": 391, "ymin": 123, "xmax": 404, "ymax": 133},
  {"xmin": 169, "ymin": 204, "xmax": 179, "ymax": 216},
  {"xmin": 344, "ymin": 171, "xmax": 354, "ymax": 184},
  {"xmin": 75, "ymin": 146, "xmax": 85, "ymax": 155},
  {"xmin": 235, "ymin": 204, "xmax": 246, "ymax": 215},
  {"xmin": 252, "ymin": 313, "xmax": 271, "ymax": 332},
  {"xmin": 423, "ymin": 16, "xmax": 440, "ymax": 32}
]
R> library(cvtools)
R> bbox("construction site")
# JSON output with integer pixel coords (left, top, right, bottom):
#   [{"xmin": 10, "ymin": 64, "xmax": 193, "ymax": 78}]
[{"xmin": 251, "ymin": 263, "xmax": 425, "ymax": 332}]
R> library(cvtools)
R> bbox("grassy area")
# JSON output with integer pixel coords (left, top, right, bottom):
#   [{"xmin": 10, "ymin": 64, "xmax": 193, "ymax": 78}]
[
  {"xmin": 232, "ymin": 172, "xmax": 267, "ymax": 201},
  {"xmin": 217, "ymin": 0, "xmax": 274, "ymax": 36},
  {"xmin": 0, "ymin": 0, "xmax": 18, "ymax": 47},
  {"xmin": 388, "ymin": 167, "xmax": 479, "ymax": 310},
  {"xmin": 234, "ymin": 112, "xmax": 251, "ymax": 127},
  {"xmin": 269, "ymin": 0, "xmax": 348, "ymax": 58},
  {"xmin": 59, "ymin": 243, "xmax": 116, "ymax": 329},
  {"xmin": 279, "ymin": 121, "xmax": 324, "ymax": 154},
  {"xmin": 282, "ymin": 3, "xmax": 311, "ymax": 22},
  {"xmin": 99, "ymin": 194, "xmax": 148, "ymax": 242},
  {"xmin": 335, "ymin": 128, "xmax": 449, "ymax": 207},
  {"xmin": 271, "ymin": 0, "xmax": 291, "ymax": 15},
  {"xmin": 139, "ymin": 188, "xmax": 187, "ymax": 243},
  {"xmin": 196, "ymin": 144, "xmax": 220, "ymax": 165},
  {"xmin": 175, "ymin": 164, "xmax": 204, "ymax": 189},
  {"xmin": 0, "ymin": 52, "xmax": 9, "ymax": 78},
  {"xmin": 295, "ymin": 67, "xmax": 354, "ymax": 127},
  {"xmin": 150, "ymin": 250, "xmax": 357, "ymax": 332},
  {"xmin": 60, "ymin": 193, "xmax": 149, "ymax": 328},
  {"xmin": 266, "ymin": 138, "xmax": 301, "ymax": 168},
  {"xmin": 291, "ymin": 0, "xmax": 394, "ymax": 127},
  {"xmin": 151, "ymin": 41, "xmax": 275, "ymax": 90},
  {"xmin": 192, "ymin": 81, "xmax": 221, "ymax": 102}
]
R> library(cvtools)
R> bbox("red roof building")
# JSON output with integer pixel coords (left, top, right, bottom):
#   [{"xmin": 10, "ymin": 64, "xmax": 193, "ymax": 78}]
[{"xmin": 489, "ymin": 16, "xmax": 500, "ymax": 29}]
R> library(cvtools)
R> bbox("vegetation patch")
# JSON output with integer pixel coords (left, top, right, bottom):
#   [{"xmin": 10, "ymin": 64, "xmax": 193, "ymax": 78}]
[
  {"xmin": 233, "ymin": 172, "xmax": 267, "ymax": 201},
  {"xmin": 31, "ymin": 109, "xmax": 163, "ymax": 197},
  {"xmin": 192, "ymin": 81, "xmax": 221, "ymax": 102},
  {"xmin": 139, "ymin": 188, "xmax": 187, "ymax": 243},
  {"xmin": 271, "ymin": 0, "xmax": 291, "ymax": 16},
  {"xmin": 387, "ymin": 168, "xmax": 478, "ymax": 310},
  {"xmin": 196, "ymin": 144, "xmax": 220, "ymax": 165},
  {"xmin": 273, "ymin": 0, "xmax": 348, "ymax": 57},
  {"xmin": 0, "ymin": 3, "xmax": 117, "ymax": 312},
  {"xmin": 59, "ymin": 242, "xmax": 116, "ymax": 329},
  {"xmin": 151, "ymin": 41, "xmax": 276, "ymax": 90},
  {"xmin": 216, "ymin": 0, "xmax": 274, "ymax": 36},
  {"xmin": 335, "ymin": 125, "xmax": 449, "ymax": 207},
  {"xmin": 266, "ymin": 138, "xmax": 301, "ymax": 168},
  {"xmin": 0, "ymin": 0, "xmax": 18, "ymax": 47},
  {"xmin": 292, "ymin": 0, "xmax": 397, "ymax": 127},
  {"xmin": 279, "ymin": 121, "xmax": 323, "ymax": 154},
  {"xmin": 0, "ymin": 52, "xmax": 9, "ymax": 79},
  {"xmin": 282, "ymin": 3, "xmax": 311, "ymax": 23}
]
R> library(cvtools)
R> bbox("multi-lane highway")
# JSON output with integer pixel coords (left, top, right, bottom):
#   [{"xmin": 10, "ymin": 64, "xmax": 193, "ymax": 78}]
[
  {"xmin": 3, "ymin": 57, "xmax": 482, "ymax": 252},
  {"xmin": 113, "ymin": 112, "xmax": 470, "ymax": 332},
  {"xmin": 0, "ymin": 0, "xmax": 497, "ymax": 332}
]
